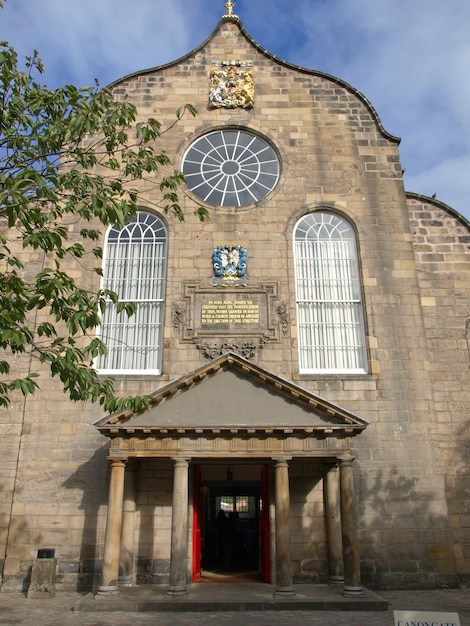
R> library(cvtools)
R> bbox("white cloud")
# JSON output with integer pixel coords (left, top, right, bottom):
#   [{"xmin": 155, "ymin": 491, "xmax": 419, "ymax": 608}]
[
  {"xmin": 285, "ymin": 0, "xmax": 470, "ymax": 218},
  {"xmin": 1, "ymin": 0, "xmax": 469, "ymax": 219},
  {"xmin": 0, "ymin": 0, "xmax": 206, "ymax": 85}
]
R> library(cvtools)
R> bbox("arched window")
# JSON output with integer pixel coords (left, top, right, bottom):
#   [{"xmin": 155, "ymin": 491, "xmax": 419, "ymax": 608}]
[
  {"xmin": 96, "ymin": 211, "xmax": 167, "ymax": 374},
  {"xmin": 294, "ymin": 212, "xmax": 367, "ymax": 373}
]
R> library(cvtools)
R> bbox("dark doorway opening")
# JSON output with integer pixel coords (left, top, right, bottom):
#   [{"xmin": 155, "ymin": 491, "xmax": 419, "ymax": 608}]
[
  {"xmin": 202, "ymin": 482, "xmax": 261, "ymax": 575},
  {"xmin": 193, "ymin": 463, "xmax": 270, "ymax": 583}
]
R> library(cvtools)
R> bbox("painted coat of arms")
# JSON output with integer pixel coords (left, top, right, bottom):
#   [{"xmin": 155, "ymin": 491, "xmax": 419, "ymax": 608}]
[
  {"xmin": 213, "ymin": 245, "xmax": 247, "ymax": 279},
  {"xmin": 209, "ymin": 61, "xmax": 254, "ymax": 109}
]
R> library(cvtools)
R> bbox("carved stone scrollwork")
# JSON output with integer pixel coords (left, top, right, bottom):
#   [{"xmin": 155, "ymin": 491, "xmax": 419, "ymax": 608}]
[
  {"xmin": 193, "ymin": 336, "xmax": 268, "ymax": 360},
  {"xmin": 172, "ymin": 301, "xmax": 187, "ymax": 330},
  {"xmin": 277, "ymin": 302, "xmax": 289, "ymax": 335}
]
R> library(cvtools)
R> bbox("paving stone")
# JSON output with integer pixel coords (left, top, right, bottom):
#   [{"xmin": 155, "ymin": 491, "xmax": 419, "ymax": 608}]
[{"xmin": 0, "ymin": 589, "xmax": 469, "ymax": 626}]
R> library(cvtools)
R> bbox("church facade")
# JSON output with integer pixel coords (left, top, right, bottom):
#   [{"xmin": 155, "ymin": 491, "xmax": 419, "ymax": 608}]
[{"xmin": 2, "ymin": 5, "xmax": 470, "ymax": 594}]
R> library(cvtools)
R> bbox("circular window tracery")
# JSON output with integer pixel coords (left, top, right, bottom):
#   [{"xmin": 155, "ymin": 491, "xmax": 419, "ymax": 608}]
[{"xmin": 182, "ymin": 129, "xmax": 280, "ymax": 207}]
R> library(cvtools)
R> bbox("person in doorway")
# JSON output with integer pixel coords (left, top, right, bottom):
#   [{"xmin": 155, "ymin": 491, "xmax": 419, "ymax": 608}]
[
  {"xmin": 228, "ymin": 511, "xmax": 245, "ymax": 568},
  {"xmin": 216, "ymin": 509, "xmax": 229, "ymax": 567}
]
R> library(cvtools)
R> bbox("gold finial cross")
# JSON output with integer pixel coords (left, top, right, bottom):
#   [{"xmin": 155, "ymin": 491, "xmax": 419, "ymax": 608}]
[{"xmin": 224, "ymin": 1, "xmax": 237, "ymax": 17}]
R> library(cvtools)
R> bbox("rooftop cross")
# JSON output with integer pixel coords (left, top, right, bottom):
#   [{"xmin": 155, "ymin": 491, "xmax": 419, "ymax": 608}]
[{"xmin": 223, "ymin": 1, "xmax": 238, "ymax": 19}]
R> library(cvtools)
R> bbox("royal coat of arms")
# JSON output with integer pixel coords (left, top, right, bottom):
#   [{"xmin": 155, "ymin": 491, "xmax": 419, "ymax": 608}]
[{"xmin": 209, "ymin": 61, "xmax": 254, "ymax": 109}]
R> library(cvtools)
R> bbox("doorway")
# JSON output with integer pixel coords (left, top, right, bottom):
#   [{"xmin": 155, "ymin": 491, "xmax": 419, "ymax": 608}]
[{"xmin": 192, "ymin": 463, "xmax": 270, "ymax": 582}]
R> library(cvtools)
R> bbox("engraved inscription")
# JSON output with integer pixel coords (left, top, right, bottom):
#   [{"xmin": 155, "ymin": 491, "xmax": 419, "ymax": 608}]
[{"xmin": 202, "ymin": 299, "xmax": 260, "ymax": 325}]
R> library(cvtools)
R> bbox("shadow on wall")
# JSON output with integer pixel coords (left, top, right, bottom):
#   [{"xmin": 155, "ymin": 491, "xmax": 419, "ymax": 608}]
[
  {"xmin": 62, "ymin": 444, "xmax": 110, "ymax": 592},
  {"xmin": 356, "ymin": 468, "xmax": 457, "ymax": 589},
  {"xmin": 290, "ymin": 460, "xmax": 325, "ymax": 584},
  {"xmin": 135, "ymin": 457, "xmax": 173, "ymax": 585},
  {"xmin": 1, "ymin": 445, "xmax": 109, "ymax": 594},
  {"xmin": 0, "ymin": 512, "xmax": 41, "ymax": 592},
  {"xmin": 63, "ymin": 453, "xmax": 175, "ymax": 590}
]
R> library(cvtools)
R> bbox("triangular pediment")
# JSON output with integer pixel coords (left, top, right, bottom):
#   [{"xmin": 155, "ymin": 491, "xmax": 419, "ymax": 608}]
[{"xmin": 95, "ymin": 353, "xmax": 368, "ymax": 438}]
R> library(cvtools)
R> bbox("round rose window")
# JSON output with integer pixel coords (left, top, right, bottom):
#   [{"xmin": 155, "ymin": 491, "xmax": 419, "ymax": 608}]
[{"xmin": 182, "ymin": 129, "xmax": 280, "ymax": 207}]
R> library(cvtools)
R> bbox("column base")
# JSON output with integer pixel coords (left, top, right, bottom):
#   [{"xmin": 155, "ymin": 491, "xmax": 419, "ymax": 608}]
[
  {"xmin": 343, "ymin": 585, "xmax": 364, "ymax": 597},
  {"xmin": 328, "ymin": 575, "xmax": 345, "ymax": 585},
  {"xmin": 167, "ymin": 586, "xmax": 188, "ymax": 598},
  {"xmin": 118, "ymin": 574, "xmax": 134, "ymax": 586},
  {"xmin": 95, "ymin": 585, "xmax": 120, "ymax": 598},
  {"xmin": 273, "ymin": 587, "xmax": 296, "ymax": 598}
]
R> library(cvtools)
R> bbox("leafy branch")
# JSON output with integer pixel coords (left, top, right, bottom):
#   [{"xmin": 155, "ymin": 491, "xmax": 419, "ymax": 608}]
[{"xmin": 0, "ymin": 41, "xmax": 207, "ymax": 411}]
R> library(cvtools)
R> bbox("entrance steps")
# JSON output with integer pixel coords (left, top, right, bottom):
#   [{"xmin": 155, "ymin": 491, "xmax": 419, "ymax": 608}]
[{"xmin": 74, "ymin": 582, "xmax": 388, "ymax": 613}]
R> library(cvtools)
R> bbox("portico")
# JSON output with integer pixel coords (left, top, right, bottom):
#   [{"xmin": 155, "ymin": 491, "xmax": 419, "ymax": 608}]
[{"xmin": 94, "ymin": 353, "xmax": 368, "ymax": 599}]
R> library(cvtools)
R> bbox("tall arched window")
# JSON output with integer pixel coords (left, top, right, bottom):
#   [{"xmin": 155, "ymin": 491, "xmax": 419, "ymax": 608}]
[
  {"xmin": 96, "ymin": 211, "xmax": 167, "ymax": 374},
  {"xmin": 294, "ymin": 212, "xmax": 367, "ymax": 373}
]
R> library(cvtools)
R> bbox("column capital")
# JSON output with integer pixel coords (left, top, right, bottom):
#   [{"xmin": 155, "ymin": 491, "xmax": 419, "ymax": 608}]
[
  {"xmin": 171, "ymin": 457, "xmax": 191, "ymax": 466},
  {"xmin": 321, "ymin": 459, "xmax": 339, "ymax": 472},
  {"xmin": 337, "ymin": 454, "xmax": 355, "ymax": 467},
  {"xmin": 106, "ymin": 457, "xmax": 128, "ymax": 466},
  {"xmin": 271, "ymin": 456, "xmax": 292, "ymax": 465}
]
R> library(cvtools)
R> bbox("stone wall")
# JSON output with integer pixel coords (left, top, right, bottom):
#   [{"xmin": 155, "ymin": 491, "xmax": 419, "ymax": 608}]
[
  {"xmin": 408, "ymin": 196, "xmax": 470, "ymax": 584},
  {"xmin": 1, "ymin": 18, "xmax": 470, "ymax": 590}
]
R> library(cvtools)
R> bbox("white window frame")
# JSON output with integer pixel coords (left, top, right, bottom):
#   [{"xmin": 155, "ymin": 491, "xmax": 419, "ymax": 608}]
[
  {"xmin": 96, "ymin": 211, "xmax": 167, "ymax": 375},
  {"xmin": 294, "ymin": 211, "xmax": 367, "ymax": 374}
]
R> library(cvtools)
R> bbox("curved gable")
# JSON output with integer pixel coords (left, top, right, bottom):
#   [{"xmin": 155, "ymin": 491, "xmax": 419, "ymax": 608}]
[{"xmin": 108, "ymin": 16, "xmax": 398, "ymax": 143}]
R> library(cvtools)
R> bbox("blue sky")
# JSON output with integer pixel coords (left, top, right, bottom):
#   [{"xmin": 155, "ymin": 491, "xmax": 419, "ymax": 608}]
[{"xmin": 2, "ymin": 0, "xmax": 469, "ymax": 219}]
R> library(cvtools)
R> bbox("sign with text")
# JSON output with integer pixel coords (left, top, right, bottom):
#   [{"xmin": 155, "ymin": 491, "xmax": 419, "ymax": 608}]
[
  {"xmin": 200, "ymin": 296, "xmax": 262, "ymax": 329},
  {"xmin": 393, "ymin": 610, "xmax": 460, "ymax": 626},
  {"xmin": 201, "ymin": 298, "xmax": 260, "ymax": 326}
]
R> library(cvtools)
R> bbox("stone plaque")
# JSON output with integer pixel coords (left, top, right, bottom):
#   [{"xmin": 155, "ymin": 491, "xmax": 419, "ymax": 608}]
[{"xmin": 174, "ymin": 282, "xmax": 287, "ymax": 360}]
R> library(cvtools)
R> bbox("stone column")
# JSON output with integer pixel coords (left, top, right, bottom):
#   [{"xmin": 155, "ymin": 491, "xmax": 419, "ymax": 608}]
[
  {"xmin": 339, "ymin": 456, "xmax": 364, "ymax": 597},
  {"xmin": 273, "ymin": 457, "xmax": 295, "ymax": 598},
  {"xmin": 167, "ymin": 457, "xmax": 190, "ymax": 597},
  {"xmin": 97, "ymin": 458, "xmax": 127, "ymax": 597},
  {"xmin": 119, "ymin": 461, "xmax": 137, "ymax": 586},
  {"xmin": 324, "ymin": 464, "xmax": 344, "ymax": 584}
]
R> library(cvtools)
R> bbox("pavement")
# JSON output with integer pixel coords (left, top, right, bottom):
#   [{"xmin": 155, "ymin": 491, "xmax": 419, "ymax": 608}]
[{"xmin": 0, "ymin": 587, "xmax": 469, "ymax": 626}]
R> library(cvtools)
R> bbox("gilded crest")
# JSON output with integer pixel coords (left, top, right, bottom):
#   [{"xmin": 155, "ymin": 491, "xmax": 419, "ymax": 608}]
[{"xmin": 209, "ymin": 61, "xmax": 254, "ymax": 109}]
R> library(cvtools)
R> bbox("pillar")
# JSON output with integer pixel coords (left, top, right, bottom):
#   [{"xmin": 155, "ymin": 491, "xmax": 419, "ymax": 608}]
[
  {"xmin": 119, "ymin": 461, "xmax": 137, "ymax": 586},
  {"xmin": 167, "ymin": 457, "xmax": 190, "ymax": 597},
  {"xmin": 339, "ymin": 456, "xmax": 364, "ymax": 597},
  {"xmin": 97, "ymin": 458, "xmax": 127, "ymax": 597},
  {"xmin": 273, "ymin": 457, "xmax": 295, "ymax": 598},
  {"xmin": 324, "ymin": 464, "xmax": 344, "ymax": 584}
]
